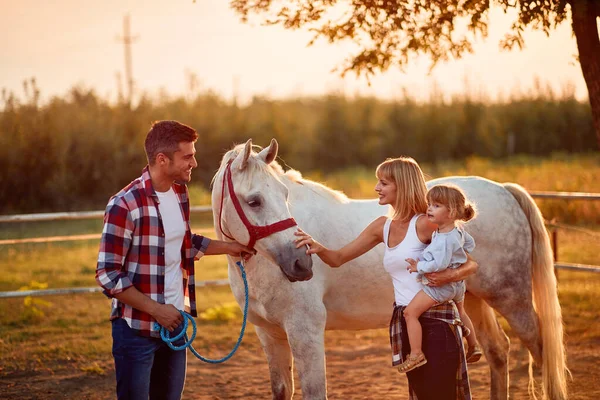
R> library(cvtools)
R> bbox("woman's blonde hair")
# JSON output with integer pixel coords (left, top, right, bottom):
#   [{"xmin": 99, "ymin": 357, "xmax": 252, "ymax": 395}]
[
  {"xmin": 376, "ymin": 157, "xmax": 428, "ymax": 221},
  {"xmin": 427, "ymin": 184, "xmax": 477, "ymax": 222}
]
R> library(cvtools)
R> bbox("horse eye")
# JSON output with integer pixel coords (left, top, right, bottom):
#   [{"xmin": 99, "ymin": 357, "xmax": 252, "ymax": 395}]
[{"xmin": 247, "ymin": 199, "xmax": 261, "ymax": 208}]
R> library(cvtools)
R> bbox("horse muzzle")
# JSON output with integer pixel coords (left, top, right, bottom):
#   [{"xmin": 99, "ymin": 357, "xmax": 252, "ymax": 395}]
[{"xmin": 277, "ymin": 249, "xmax": 313, "ymax": 282}]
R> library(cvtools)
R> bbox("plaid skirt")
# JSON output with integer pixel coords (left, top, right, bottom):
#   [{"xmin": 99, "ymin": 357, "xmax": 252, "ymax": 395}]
[{"xmin": 389, "ymin": 301, "xmax": 472, "ymax": 400}]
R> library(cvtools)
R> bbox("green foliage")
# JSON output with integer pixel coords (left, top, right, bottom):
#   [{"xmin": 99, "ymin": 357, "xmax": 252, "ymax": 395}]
[
  {"xmin": 229, "ymin": 1, "xmax": 600, "ymax": 152},
  {"xmin": 230, "ymin": 1, "xmax": 572, "ymax": 76},
  {"xmin": 199, "ymin": 302, "xmax": 242, "ymax": 323},
  {"xmin": 80, "ymin": 362, "xmax": 105, "ymax": 375},
  {"xmin": 0, "ymin": 81, "xmax": 596, "ymax": 214},
  {"xmin": 19, "ymin": 281, "xmax": 52, "ymax": 322}
]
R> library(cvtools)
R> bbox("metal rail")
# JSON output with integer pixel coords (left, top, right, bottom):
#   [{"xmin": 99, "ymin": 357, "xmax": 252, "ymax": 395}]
[
  {"xmin": 0, "ymin": 192, "xmax": 597, "ymax": 223},
  {"xmin": 2, "ymin": 263, "xmax": 599, "ymax": 299},
  {"xmin": 0, "ymin": 234, "xmax": 100, "ymax": 245},
  {"xmin": 0, "ymin": 191, "xmax": 598, "ymax": 298},
  {"xmin": 554, "ymin": 263, "xmax": 600, "ymax": 273},
  {"xmin": 529, "ymin": 191, "xmax": 600, "ymax": 201},
  {"xmin": 0, "ymin": 206, "xmax": 213, "ymax": 223},
  {"xmin": 0, "ymin": 279, "xmax": 231, "ymax": 299}
]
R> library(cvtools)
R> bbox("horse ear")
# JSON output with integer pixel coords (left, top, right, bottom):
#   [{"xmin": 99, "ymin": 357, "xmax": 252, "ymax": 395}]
[
  {"xmin": 258, "ymin": 138, "xmax": 279, "ymax": 165},
  {"xmin": 239, "ymin": 139, "xmax": 253, "ymax": 170}
]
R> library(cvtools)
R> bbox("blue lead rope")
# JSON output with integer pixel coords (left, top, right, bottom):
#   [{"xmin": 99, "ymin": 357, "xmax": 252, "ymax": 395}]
[{"xmin": 156, "ymin": 260, "xmax": 249, "ymax": 364}]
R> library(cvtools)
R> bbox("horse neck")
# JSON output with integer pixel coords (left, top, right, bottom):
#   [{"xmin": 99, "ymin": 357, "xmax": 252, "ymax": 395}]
[{"xmin": 284, "ymin": 178, "xmax": 383, "ymax": 244}]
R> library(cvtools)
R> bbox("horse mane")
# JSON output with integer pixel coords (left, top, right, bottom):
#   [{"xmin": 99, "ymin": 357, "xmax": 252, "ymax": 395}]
[
  {"xmin": 282, "ymin": 169, "xmax": 349, "ymax": 204},
  {"xmin": 215, "ymin": 143, "xmax": 349, "ymax": 204}
]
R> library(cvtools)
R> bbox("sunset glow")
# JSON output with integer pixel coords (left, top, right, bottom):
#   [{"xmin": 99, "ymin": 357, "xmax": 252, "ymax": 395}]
[{"xmin": 0, "ymin": 0, "xmax": 589, "ymax": 103}]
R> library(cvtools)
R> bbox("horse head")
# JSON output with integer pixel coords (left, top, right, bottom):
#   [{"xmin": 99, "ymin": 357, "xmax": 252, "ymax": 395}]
[{"xmin": 212, "ymin": 138, "xmax": 313, "ymax": 282}]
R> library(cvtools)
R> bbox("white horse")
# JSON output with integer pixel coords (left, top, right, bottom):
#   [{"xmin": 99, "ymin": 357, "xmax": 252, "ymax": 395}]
[{"xmin": 211, "ymin": 139, "xmax": 568, "ymax": 400}]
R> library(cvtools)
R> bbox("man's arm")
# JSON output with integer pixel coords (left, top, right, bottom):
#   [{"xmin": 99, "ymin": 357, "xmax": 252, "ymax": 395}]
[
  {"xmin": 96, "ymin": 199, "xmax": 136, "ymax": 296},
  {"xmin": 96, "ymin": 199, "xmax": 182, "ymax": 331},
  {"xmin": 424, "ymin": 253, "xmax": 478, "ymax": 287},
  {"xmin": 113, "ymin": 287, "xmax": 183, "ymax": 331},
  {"xmin": 204, "ymin": 239, "xmax": 255, "ymax": 257}
]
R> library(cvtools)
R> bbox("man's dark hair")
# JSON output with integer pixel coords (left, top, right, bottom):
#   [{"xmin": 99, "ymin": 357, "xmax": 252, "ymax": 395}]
[{"xmin": 144, "ymin": 120, "xmax": 199, "ymax": 165}]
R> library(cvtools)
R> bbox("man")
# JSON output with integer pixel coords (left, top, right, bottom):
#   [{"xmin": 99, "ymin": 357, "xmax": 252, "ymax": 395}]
[{"xmin": 96, "ymin": 120, "xmax": 253, "ymax": 400}]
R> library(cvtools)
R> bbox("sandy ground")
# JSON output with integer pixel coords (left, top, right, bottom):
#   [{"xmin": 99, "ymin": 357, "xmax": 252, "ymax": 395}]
[{"xmin": 1, "ymin": 327, "xmax": 599, "ymax": 400}]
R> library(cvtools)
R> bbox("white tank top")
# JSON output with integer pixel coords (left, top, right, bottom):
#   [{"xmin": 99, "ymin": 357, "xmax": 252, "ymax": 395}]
[{"xmin": 383, "ymin": 214, "xmax": 428, "ymax": 306}]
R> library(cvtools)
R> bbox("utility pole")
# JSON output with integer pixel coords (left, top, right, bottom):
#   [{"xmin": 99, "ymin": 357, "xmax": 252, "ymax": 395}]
[{"xmin": 116, "ymin": 14, "xmax": 138, "ymax": 106}]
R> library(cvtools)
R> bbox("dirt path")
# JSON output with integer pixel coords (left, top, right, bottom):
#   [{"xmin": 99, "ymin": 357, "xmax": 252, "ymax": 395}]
[{"xmin": 1, "ymin": 329, "xmax": 598, "ymax": 399}]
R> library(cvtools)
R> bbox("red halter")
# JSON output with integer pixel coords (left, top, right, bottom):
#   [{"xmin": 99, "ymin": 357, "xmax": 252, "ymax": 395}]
[{"xmin": 218, "ymin": 160, "xmax": 297, "ymax": 249}]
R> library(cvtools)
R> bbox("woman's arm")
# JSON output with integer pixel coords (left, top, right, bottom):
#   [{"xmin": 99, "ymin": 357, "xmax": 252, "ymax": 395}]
[
  {"xmin": 424, "ymin": 253, "xmax": 478, "ymax": 287},
  {"xmin": 295, "ymin": 217, "xmax": 385, "ymax": 268}
]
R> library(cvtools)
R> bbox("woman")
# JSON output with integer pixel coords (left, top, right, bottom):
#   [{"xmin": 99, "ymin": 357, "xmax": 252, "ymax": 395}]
[{"xmin": 294, "ymin": 157, "xmax": 477, "ymax": 400}]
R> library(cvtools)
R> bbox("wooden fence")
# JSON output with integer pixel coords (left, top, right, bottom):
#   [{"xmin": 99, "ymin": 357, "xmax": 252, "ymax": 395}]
[{"xmin": 1, "ymin": 192, "xmax": 598, "ymax": 298}]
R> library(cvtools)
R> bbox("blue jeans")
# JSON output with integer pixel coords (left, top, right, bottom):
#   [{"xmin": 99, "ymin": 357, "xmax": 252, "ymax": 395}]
[
  {"xmin": 112, "ymin": 318, "xmax": 187, "ymax": 400},
  {"xmin": 402, "ymin": 315, "xmax": 461, "ymax": 400}
]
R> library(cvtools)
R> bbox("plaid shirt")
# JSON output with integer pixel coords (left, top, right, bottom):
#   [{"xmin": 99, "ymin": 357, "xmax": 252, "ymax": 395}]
[
  {"xmin": 96, "ymin": 166, "xmax": 210, "ymax": 338},
  {"xmin": 390, "ymin": 301, "xmax": 472, "ymax": 400}
]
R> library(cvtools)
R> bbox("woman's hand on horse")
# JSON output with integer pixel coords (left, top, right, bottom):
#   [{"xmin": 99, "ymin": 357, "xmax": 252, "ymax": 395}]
[{"xmin": 294, "ymin": 229, "xmax": 325, "ymax": 255}]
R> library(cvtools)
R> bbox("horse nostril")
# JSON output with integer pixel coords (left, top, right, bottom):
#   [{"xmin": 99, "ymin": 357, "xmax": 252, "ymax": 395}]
[
  {"xmin": 295, "ymin": 255, "xmax": 313, "ymax": 270},
  {"xmin": 293, "ymin": 259, "xmax": 313, "ymax": 280},
  {"xmin": 294, "ymin": 259, "xmax": 305, "ymax": 272}
]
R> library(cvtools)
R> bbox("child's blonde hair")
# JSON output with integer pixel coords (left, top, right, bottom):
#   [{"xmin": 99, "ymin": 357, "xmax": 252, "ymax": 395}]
[
  {"xmin": 376, "ymin": 157, "xmax": 428, "ymax": 221},
  {"xmin": 427, "ymin": 184, "xmax": 477, "ymax": 222}
]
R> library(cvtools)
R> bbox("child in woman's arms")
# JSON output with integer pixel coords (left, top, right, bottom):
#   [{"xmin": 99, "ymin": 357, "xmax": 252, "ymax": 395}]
[{"xmin": 400, "ymin": 184, "xmax": 482, "ymax": 373}]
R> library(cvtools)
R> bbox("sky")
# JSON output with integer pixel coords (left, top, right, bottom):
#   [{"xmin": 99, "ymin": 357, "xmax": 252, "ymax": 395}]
[{"xmin": 0, "ymin": 0, "xmax": 589, "ymax": 104}]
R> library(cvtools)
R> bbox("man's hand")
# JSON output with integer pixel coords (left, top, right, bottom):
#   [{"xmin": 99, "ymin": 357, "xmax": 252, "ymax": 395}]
[
  {"xmin": 405, "ymin": 258, "xmax": 418, "ymax": 273},
  {"xmin": 423, "ymin": 269, "xmax": 457, "ymax": 287},
  {"xmin": 151, "ymin": 303, "xmax": 184, "ymax": 332},
  {"xmin": 225, "ymin": 241, "xmax": 256, "ymax": 260},
  {"xmin": 204, "ymin": 239, "xmax": 256, "ymax": 260}
]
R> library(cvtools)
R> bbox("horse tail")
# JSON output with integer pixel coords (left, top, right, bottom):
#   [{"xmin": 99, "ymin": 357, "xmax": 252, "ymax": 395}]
[{"xmin": 504, "ymin": 183, "xmax": 568, "ymax": 400}]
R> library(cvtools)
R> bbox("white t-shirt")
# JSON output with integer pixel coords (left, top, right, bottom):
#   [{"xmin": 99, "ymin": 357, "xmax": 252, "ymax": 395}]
[{"xmin": 156, "ymin": 187, "xmax": 186, "ymax": 311}]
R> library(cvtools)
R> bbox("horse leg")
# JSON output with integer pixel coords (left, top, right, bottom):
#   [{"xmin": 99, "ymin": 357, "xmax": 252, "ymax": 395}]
[
  {"xmin": 465, "ymin": 293, "xmax": 510, "ymax": 400},
  {"xmin": 485, "ymin": 295, "xmax": 544, "ymax": 397},
  {"xmin": 285, "ymin": 311, "xmax": 328, "ymax": 400},
  {"xmin": 255, "ymin": 325, "xmax": 295, "ymax": 400}
]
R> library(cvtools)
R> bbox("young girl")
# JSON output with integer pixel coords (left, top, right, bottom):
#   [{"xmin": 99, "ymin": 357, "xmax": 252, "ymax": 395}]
[{"xmin": 399, "ymin": 184, "xmax": 482, "ymax": 373}]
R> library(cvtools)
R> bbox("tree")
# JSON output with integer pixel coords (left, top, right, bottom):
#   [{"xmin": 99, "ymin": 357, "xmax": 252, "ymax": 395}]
[{"xmin": 231, "ymin": 0, "xmax": 600, "ymax": 149}]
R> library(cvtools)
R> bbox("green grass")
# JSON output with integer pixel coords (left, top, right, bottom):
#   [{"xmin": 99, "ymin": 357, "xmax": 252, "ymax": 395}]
[
  {"xmin": 0, "ymin": 218, "xmax": 104, "ymax": 240},
  {"xmin": 0, "ymin": 286, "xmax": 245, "ymax": 373},
  {"xmin": 0, "ymin": 209, "xmax": 213, "ymax": 240},
  {"xmin": 0, "ymin": 226, "xmax": 222, "ymax": 292}
]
